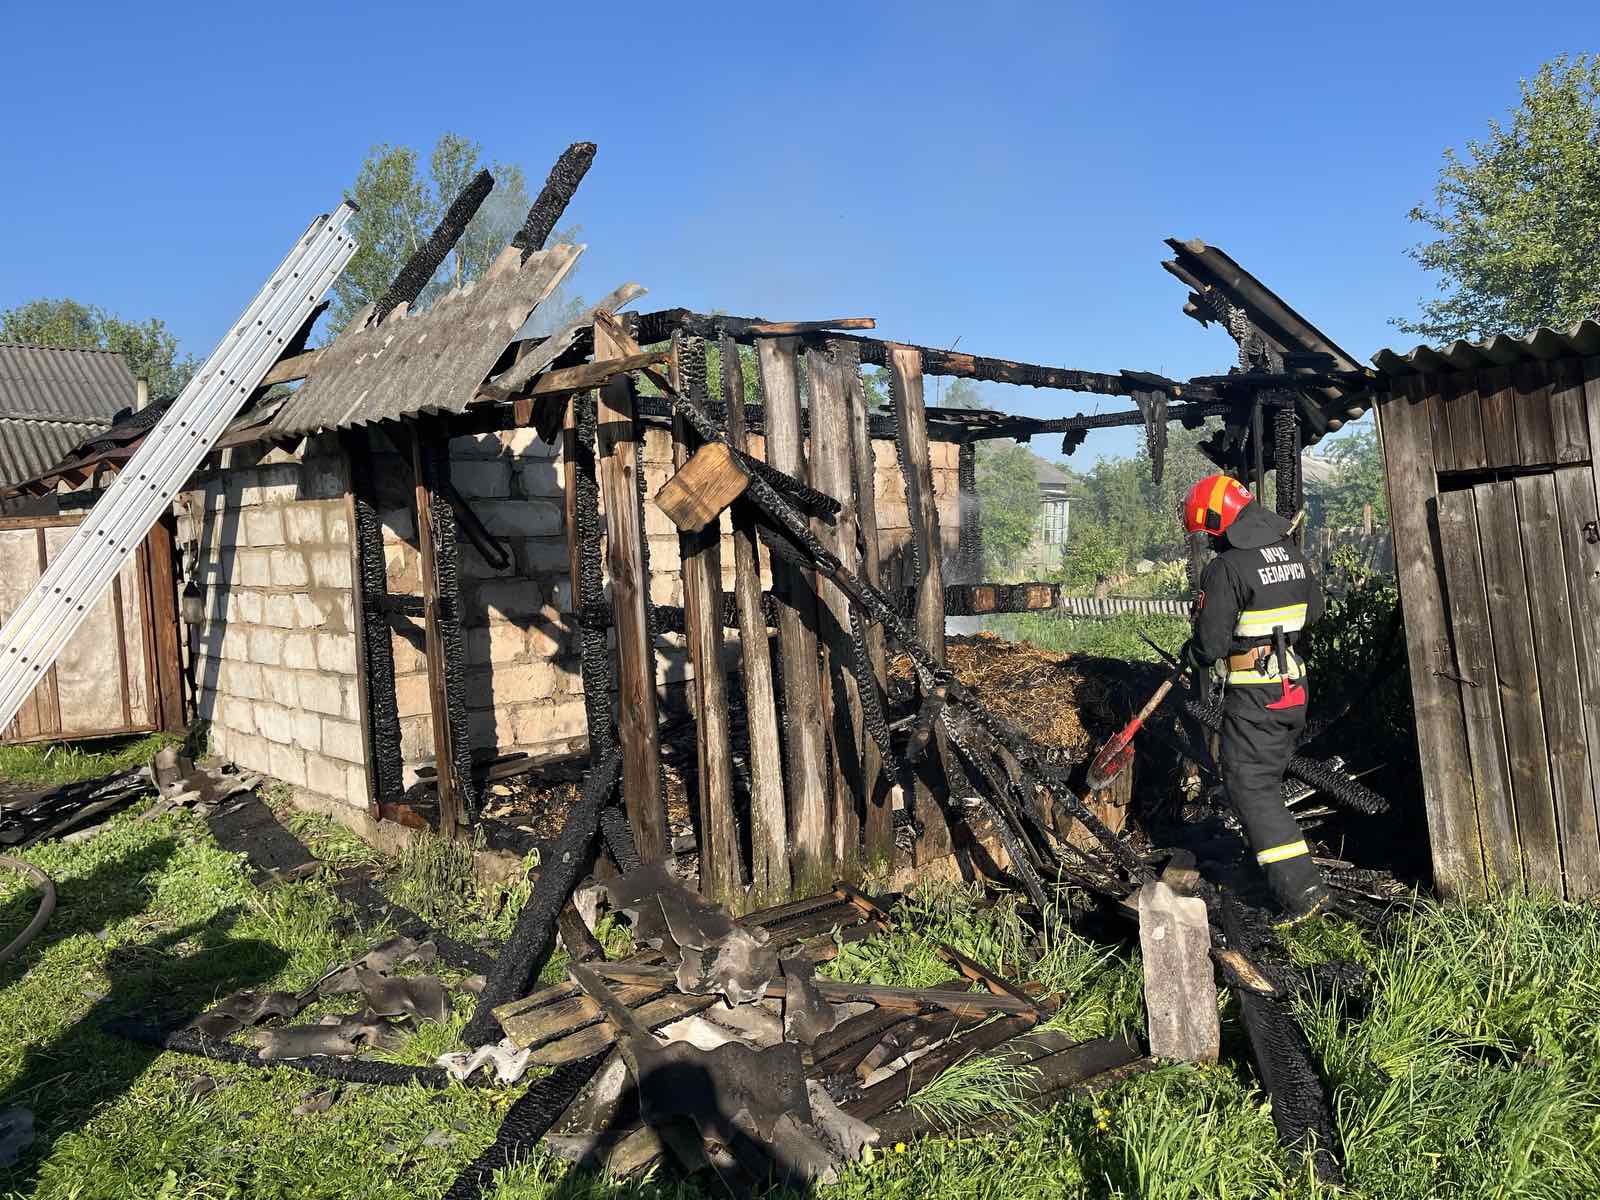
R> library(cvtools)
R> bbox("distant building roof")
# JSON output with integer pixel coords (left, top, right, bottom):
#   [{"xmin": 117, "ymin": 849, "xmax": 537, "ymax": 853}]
[
  {"xmin": 1032, "ymin": 455, "xmax": 1073, "ymax": 492},
  {"xmin": 1371, "ymin": 318, "xmax": 1600, "ymax": 377},
  {"xmin": 1298, "ymin": 454, "xmax": 1341, "ymax": 487},
  {"xmin": 0, "ymin": 344, "xmax": 133, "ymax": 487}
]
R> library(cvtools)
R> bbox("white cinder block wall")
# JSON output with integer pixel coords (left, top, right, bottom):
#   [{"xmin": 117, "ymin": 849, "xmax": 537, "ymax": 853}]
[{"xmin": 176, "ymin": 424, "xmax": 962, "ymax": 817}]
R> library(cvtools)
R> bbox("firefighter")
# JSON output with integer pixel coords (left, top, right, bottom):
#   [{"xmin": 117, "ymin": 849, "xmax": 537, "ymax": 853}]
[{"xmin": 1180, "ymin": 474, "xmax": 1330, "ymax": 923}]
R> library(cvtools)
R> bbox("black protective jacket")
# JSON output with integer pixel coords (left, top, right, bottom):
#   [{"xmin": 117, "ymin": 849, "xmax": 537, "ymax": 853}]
[{"xmin": 1189, "ymin": 502, "xmax": 1323, "ymax": 682}]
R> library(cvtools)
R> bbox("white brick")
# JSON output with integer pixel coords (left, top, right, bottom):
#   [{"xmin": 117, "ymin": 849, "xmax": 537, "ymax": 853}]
[
  {"xmin": 467, "ymin": 623, "xmax": 526, "ymax": 666},
  {"xmin": 261, "ymin": 666, "xmax": 298, "ymax": 708},
  {"xmin": 239, "ymin": 551, "xmax": 273, "ymax": 588},
  {"xmin": 322, "ymin": 718, "xmax": 365, "ymax": 764},
  {"xmin": 270, "ymin": 550, "xmax": 309, "ymax": 588},
  {"xmin": 645, "ymin": 496, "xmax": 678, "ymax": 538},
  {"xmin": 299, "ymin": 673, "xmax": 344, "ymax": 716},
  {"xmin": 292, "ymin": 708, "xmax": 322, "ymax": 751},
  {"xmin": 220, "ymin": 697, "xmax": 255, "ymax": 734},
  {"xmin": 304, "ymin": 462, "xmax": 347, "ymax": 500},
  {"xmin": 499, "ymin": 428, "xmax": 548, "ymax": 456},
  {"xmin": 381, "ymin": 509, "xmax": 415, "ymax": 542},
  {"xmin": 244, "ymin": 508, "xmax": 285, "ymax": 546},
  {"xmin": 395, "ymin": 673, "xmax": 433, "ymax": 718},
  {"xmin": 450, "ymin": 433, "xmax": 503, "ymax": 459},
  {"xmin": 231, "ymin": 590, "xmax": 263, "ymax": 624},
  {"xmin": 341, "ymin": 678, "xmax": 361, "ymax": 720},
  {"xmin": 476, "ymin": 501, "xmax": 562, "ymax": 539},
  {"xmin": 346, "ymin": 765, "xmax": 369, "ymax": 808},
  {"xmin": 519, "ymin": 539, "xmax": 570, "ymax": 575},
  {"xmin": 317, "ymin": 633, "xmax": 357, "ymax": 673},
  {"xmin": 513, "ymin": 700, "xmax": 588, "ymax": 746},
  {"xmin": 474, "ymin": 580, "xmax": 542, "ymax": 625},
  {"xmin": 310, "ymin": 550, "xmax": 352, "ymax": 589},
  {"xmin": 398, "ymin": 715, "xmax": 433, "ymax": 762},
  {"xmin": 528, "ymin": 609, "xmax": 572, "ymax": 660},
  {"xmin": 225, "ymin": 661, "xmax": 264, "ymax": 701},
  {"xmin": 306, "ymin": 751, "xmax": 347, "ymax": 799},
  {"xmin": 453, "ymin": 460, "xmax": 512, "ymax": 498},
  {"xmin": 249, "ymin": 627, "xmax": 284, "ymax": 666},
  {"xmin": 285, "ymin": 506, "xmax": 326, "ymax": 544},
  {"xmin": 256, "ymin": 704, "xmax": 293, "ymax": 744},
  {"xmin": 295, "ymin": 593, "xmax": 330, "ymax": 628},
  {"xmin": 516, "ymin": 461, "xmax": 561, "ymax": 498},
  {"xmin": 283, "ymin": 633, "xmax": 317, "ymax": 671},
  {"xmin": 227, "ymin": 731, "xmax": 272, "ymax": 776},
  {"xmin": 264, "ymin": 594, "xmax": 298, "ymax": 628},
  {"xmin": 649, "ymin": 571, "xmax": 679, "ymax": 607},
  {"xmin": 326, "ymin": 508, "xmax": 350, "ymax": 544},
  {"xmin": 268, "ymin": 741, "xmax": 308, "ymax": 787}
]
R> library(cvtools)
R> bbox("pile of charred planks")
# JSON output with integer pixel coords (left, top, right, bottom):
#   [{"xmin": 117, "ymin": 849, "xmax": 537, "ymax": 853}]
[{"xmin": 491, "ymin": 869, "xmax": 1150, "ymax": 1189}]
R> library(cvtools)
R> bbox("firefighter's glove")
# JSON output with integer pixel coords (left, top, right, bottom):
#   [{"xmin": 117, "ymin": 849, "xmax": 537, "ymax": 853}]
[{"xmin": 1179, "ymin": 638, "xmax": 1210, "ymax": 676}]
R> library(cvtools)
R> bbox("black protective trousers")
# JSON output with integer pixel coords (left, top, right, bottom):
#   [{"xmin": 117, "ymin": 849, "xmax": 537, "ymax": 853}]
[{"xmin": 1220, "ymin": 682, "xmax": 1323, "ymax": 908}]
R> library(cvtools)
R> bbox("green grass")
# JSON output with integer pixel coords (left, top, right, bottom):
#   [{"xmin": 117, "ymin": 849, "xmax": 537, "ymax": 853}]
[
  {"xmin": 3, "ymin": 789, "xmax": 1599, "ymax": 1198},
  {"xmin": 0, "ymin": 731, "xmax": 181, "ymax": 788},
  {"xmin": 984, "ymin": 612, "xmax": 1189, "ymax": 661}
]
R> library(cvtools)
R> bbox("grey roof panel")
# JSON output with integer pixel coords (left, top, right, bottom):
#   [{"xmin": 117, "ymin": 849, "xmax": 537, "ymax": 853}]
[
  {"xmin": 1372, "ymin": 318, "xmax": 1600, "ymax": 377},
  {"xmin": 0, "ymin": 419, "xmax": 107, "ymax": 488},
  {"xmin": 0, "ymin": 344, "xmax": 136, "ymax": 422}
]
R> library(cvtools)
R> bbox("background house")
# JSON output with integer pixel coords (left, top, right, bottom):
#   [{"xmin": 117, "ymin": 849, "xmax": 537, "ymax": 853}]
[
  {"xmin": 1020, "ymin": 455, "xmax": 1072, "ymax": 575},
  {"xmin": 0, "ymin": 344, "xmax": 136, "ymax": 499}
]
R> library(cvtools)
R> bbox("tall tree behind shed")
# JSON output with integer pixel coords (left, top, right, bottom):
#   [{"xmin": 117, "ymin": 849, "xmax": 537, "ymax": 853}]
[
  {"xmin": 0, "ymin": 299, "xmax": 195, "ymax": 404},
  {"xmin": 1401, "ymin": 54, "xmax": 1600, "ymax": 341}
]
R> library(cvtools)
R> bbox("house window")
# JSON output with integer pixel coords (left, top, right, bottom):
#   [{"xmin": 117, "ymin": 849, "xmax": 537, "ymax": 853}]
[{"xmin": 1040, "ymin": 499, "xmax": 1070, "ymax": 545}]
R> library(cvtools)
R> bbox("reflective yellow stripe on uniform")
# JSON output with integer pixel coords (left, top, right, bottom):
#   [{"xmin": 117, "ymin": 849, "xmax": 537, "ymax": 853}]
[
  {"xmin": 1233, "ymin": 602, "xmax": 1309, "ymax": 638},
  {"xmin": 1257, "ymin": 840, "xmax": 1310, "ymax": 865},
  {"xmin": 1226, "ymin": 651, "xmax": 1304, "ymax": 685}
]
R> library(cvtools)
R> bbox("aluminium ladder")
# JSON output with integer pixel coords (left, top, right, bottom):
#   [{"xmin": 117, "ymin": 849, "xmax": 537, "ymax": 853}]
[{"xmin": 0, "ymin": 204, "xmax": 359, "ymax": 733}]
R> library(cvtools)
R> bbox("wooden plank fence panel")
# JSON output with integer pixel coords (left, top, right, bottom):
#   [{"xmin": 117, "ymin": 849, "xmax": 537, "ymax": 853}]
[
  {"xmin": 1376, "ymin": 382, "xmax": 1485, "ymax": 896},
  {"xmin": 1549, "ymin": 358, "xmax": 1591, "ymax": 465},
  {"xmin": 758, "ymin": 336, "xmax": 835, "ymax": 893},
  {"xmin": 1475, "ymin": 479, "xmax": 1562, "ymax": 893},
  {"xmin": 1553, "ymin": 464, "xmax": 1600, "ymax": 898},
  {"xmin": 1435, "ymin": 488, "xmax": 1520, "ymax": 890},
  {"xmin": 1443, "ymin": 372, "xmax": 1487, "ymax": 472}
]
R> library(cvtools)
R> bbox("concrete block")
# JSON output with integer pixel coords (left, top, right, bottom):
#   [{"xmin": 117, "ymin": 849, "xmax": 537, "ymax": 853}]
[
  {"xmin": 270, "ymin": 549, "xmax": 310, "ymax": 588},
  {"xmin": 268, "ymin": 741, "xmax": 308, "ymax": 787},
  {"xmin": 341, "ymin": 677, "xmax": 361, "ymax": 721},
  {"xmin": 453, "ymin": 460, "xmax": 512, "ymax": 499},
  {"xmin": 226, "ymin": 731, "xmax": 272, "ymax": 777},
  {"xmin": 467, "ymin": 706, "xmax": 518, "ymax": 747},
  {"xmin": 649, "ymin": 571, "xmax": 680, "ymax": 608},
  {"xmin": 295, "ymin": 593, "xmax": 331, "ymax": 629},
  {"xmin": 469, "ymin": 660, "xmax": 559, "ymax": 706},
  {"xmin": 227, "ymin": 661, "xmax": 264, "ymax": 701},
  {"xmin": 346, "ymin": 765, "xmax": 369, "ymax": 809},
  {"xmin": 475, "ymin": 500, "xmax": 562, "ymax": 539},
  {"xmin": 513, "ymin": 700, "xmax": 588, "ymax": 746},
  {"xmin": 256, "ymin": 704, "xmax": 294, "ymax": 745},
  {"xmin": 239, "ymin": 551, "xmax": 273, "ymax": 588},
  {"xmin": 466, "ymin": 623, "xmax": 526, "ymax": 666},
  {"xmin": 1138, "ymin": 881, "xmax": 1219, "ymax": 1064},
  {"xmin": 641, "ymin": 428, "xmax": 673, "ymax": 464},
  {"xmin": 317, "ymin": 632, "xmax": 357, "ymax": 674},
  {"xmin": 220, "ymin": 697, "xmax": 255, "ymax": 734},
  {"xmin": 261, "ymin": 666, "xmax": 298, "ymax": 708},
  {"xmin": 545, "ymin": 579, "xmax": 572, "ymax": 614},
  {"xmin": 285, "ymin": 505, "xmax": 326, "ymax": 544},
  {"xmin": 309, "ymin": 549, "xmax": 352, "ymax": 589},
  {"xmin": 306, "ymin": 752, "xmax": 348, "ymax": 800},
  {"xmin": 326, "ymin": 507, "xmax": 350, "ymax": 544},
  {"xmin": 249, "ymin": 627, "xmax": 284, "ymax": 667},
  {"xmin": 298, "ymin": 673, "xmax": 344, "ymax": 716},
  {"xmin": 450, "ymin": 432, "xmax": 503, "ymax": 459},
  {"xmin": 322, "ymin": 718, "xmax": 365, "ymax": 764},
  {"xmin": 518, "ymin": 538, "xmax": 571, "ymax": 575},
  {"xmin": 527, "ymin": 608, "xmax": 572, "ymax": 660},
  {"xmin": 473, "ymin": 579, "xmax": 543, "ymax": 625},
  {"xmin": 283, "ymin": 632, "xmax": 317, "ymax": 671},
  {"xmin": 499, "ymin": 428, "xmax": 549, "ymax": 456},
  {"xmin": 231, "ymin": 590, "xmax": 263, "ymax": 625},
  {"xmin": 395, "ymin": 672, "xmax": 433, "ymax": 718},
  {"xmin": 292, "ymin": 708, "xmax": 323, "ymax": 751},
  {"xmin": 399, "ymin": 715, "xmax": 434, "ymax": 762},
  {"xmin": 380, "ymin": 508, "xmax": 415, "ymax": 543},
  {"xmin": 304, "ymin": 461, "xmax": 348, "ymax": 500}
]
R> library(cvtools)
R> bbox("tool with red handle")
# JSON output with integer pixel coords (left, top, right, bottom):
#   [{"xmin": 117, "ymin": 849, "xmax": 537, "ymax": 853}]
[{"xmin": 1086, "ymin": 660, "xmax": 1186, "ymax": 792}]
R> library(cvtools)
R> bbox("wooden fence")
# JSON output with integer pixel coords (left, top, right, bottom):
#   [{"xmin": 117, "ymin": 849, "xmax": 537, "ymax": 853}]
[
  {"xmin": 0, "ymin": 512, "xmax": 184, "ymax": 744},
  {"xmin": 1376, "ymin": 352, "xmax": 1600, "ymax": 898}
]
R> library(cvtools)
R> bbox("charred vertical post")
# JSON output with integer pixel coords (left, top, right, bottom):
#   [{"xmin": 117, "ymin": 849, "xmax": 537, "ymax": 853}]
[
  {"xmin": 344, "ymin": 430, "xmax": 405, "ymax": 815},
  {"xmin": 411, "ymin": 417, "xmax": 475, "ymax": 837},
  {"xmin": 808, "ymin": 341, "xmax": 865, "ymax": 880},
  {"xmin": 956, "ymin": 440, "xmax": 982, "ymax": 579},
  {"xmin": 758, "ymin": 336, "xmax": 835, "ymax": 892},
  {"xmin": 722, "ymin": 335, "xmax": 790, "ymax": 902},
  {"xmin": 1273, "ymin": 401, "xmax": 1302, "ymax": 537},
  {"xmin": 887, "ymin": 344, "xmax": 954, "ymax": 864},
  {"xmin": 674, "ymin": 335, "xmax": 743, "ymax": 905},
  {"xmin": 513, "ymin": 142, "xmax": 598, "ymax": 257},
  {"xmin": 594, "ymin": 314, "xmax": 668, "ymax": 864},
  {"xmin": 565, "ymin": 392, "xmax": 614, "ymax": 766},
  {"xmin": 847, "ymin": 354, "xmax": 894, "ymax": 871},
  {"xmin": 375, "ymin": 170, "xmax": 493, "ymax": 324}
]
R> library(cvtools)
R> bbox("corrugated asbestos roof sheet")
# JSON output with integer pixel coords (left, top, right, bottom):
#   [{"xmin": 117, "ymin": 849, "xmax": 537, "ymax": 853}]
[
  {"xmin": 0, "ymin": 419, "xmax": 108, "ymax": 488},
  {"xmin": 1371, "ymin": 319, "xmax": 1600, "ymax": 377},
  {"xmin": 0, "ymin": 343, "xmax": 136, "ymax": 422},
  {"xmin": 268, "ymin": 244, "xmax": 582, "ymax": 437}
]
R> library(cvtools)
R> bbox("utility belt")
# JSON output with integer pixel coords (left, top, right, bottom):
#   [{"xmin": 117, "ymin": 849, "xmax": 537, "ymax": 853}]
[{"xmin": 1221, "ymin": 638, "xmax": 1304, "ymax": 686}]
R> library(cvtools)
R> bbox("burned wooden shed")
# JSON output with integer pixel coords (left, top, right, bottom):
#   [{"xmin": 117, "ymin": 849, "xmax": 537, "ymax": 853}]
[{"xmin": 1373, "ymin": 323, "xmax": 1600, "ymax": 899}]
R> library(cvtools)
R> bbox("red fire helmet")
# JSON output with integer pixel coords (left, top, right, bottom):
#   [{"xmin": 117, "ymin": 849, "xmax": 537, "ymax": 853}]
[{"xmin": 1184, "ymin": 474, "xmax": 1253, "ymax": 537}]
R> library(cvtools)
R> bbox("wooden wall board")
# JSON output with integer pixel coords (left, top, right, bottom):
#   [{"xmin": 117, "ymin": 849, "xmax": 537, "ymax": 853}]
[
  {"xmin": 1476, "ymin": 367, "xmax": 1521, "ymax": 471},
  {"xmin": 1552, "ymin": 465, "xmax": 1600, "ymax": 897},
  {"xmin": 1376, "ymin": 381, "xmax": 1485, "ymax": 895},
  {"xmin": 1474, "ymin": 480, "xmax": 1561, "ymax": 892},
  {"xmin": 1512, "ymin": 361, "xmax": 1558, "ymax": 468},
  {"xmin": 1549, "ymin": 358, "xmax": 1591, "ymax": 466},
  {"xmin": 1435, "ymin": 488, "xmax": 1520, "ymax": 890},
  {"xmin": 1441, "ymin": 372, "xmax": 1487, "ymax": 472}
]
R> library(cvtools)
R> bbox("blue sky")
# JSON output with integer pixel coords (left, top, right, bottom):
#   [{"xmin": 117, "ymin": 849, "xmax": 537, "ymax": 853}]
[{"xmin": 2, "ymin": 1, "xmax": 1591, "ymax": 460}]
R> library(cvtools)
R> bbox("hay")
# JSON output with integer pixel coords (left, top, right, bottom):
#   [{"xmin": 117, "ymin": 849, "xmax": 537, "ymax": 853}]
[{"xmin": 889, "ymin": 633, "xmax": 1119, "ymax": 761}]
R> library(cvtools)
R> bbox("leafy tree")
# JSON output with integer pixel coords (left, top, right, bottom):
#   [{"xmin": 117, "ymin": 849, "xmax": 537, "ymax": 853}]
[
  {"xmin": 0, "ymin": 299, "xmax": 195, "ymax": 403},
  {"xmin": 1313, "ymin": 423, "xmax": 1389, "ymax": 529},
  {"xmin": 331, "ymin": 134, "xmax": 533, "ymax": 332},
  {"xmin": 1401, "ymin": 54, "xmax": 1600, "ymax": 342},
  {"xmin": 1052, "ymin": 519, "xmax": 1126, "ymax": 591},
  {"xmin": 974, "ymin": 441, "xmax": 1039, "ymax": 576}
]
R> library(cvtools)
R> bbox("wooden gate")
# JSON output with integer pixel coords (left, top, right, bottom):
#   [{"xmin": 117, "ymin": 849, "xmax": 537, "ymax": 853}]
[
  {"xmin": 1377, "ymin": 350, "xmax": 1600, "ymax": 899},
  {"xmin": 0, "ymin": 512, "xmax": 184, "ymax": 744}
]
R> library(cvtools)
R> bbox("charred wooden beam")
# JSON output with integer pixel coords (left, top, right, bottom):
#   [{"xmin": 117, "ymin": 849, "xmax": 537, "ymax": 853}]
[
  {"xmin": 513, "ymin": 141, "xmax": 598, "ymax": 257},
  {"xmin": 375, "ymin": 169, "xmax": 493, "ymax": 324},
  {"xmin": 344, "ymin": 429, "xmax": 405, "ymax": 812}
]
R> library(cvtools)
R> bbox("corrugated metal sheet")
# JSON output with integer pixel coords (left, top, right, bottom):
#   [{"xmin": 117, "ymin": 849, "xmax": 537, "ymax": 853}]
[
  {"xmin": 1372, "ymin": 319, "xmax": 1600, "ymax": 377},
  {"xmin": 0, "ymin": 344, "xmax": 136, "ymax": 422},
  {"xmin": 268, "ymin": 243, "xmax": 582, "ymax": 437},
  {"xmin": 0, "ymin": 419, "xmax": 106, "ymax": 488}
]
